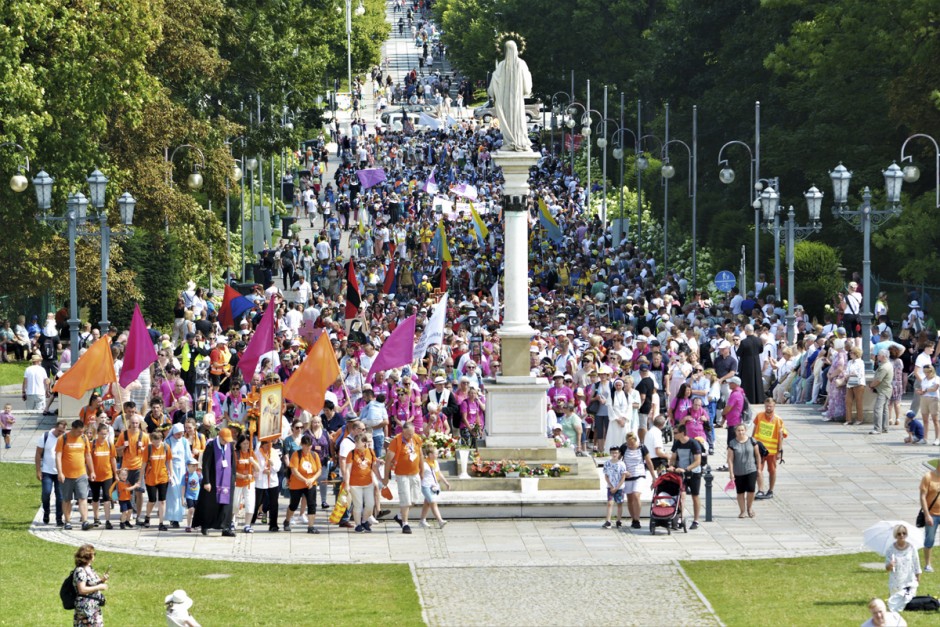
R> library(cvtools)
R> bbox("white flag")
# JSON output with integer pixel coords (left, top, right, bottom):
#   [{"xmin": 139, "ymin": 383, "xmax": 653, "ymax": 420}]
[
  {"xmin": 491, "ymin": 281, "xmax": 500, "ymax": 324},
  {"xmin": 413, "ymin": 292, "xmax": 448, "ymax": 361}
]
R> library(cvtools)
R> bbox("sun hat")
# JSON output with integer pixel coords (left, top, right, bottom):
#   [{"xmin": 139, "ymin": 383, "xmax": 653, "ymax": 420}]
[{"xmin": 165, "ymin": 589, "xmax": 193, "ymax": 610}]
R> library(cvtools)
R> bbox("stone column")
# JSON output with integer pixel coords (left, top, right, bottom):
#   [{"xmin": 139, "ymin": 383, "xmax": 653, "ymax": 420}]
[{"xmin": 492, "ymin": 149, "xmax": 540, "ymax": 377}]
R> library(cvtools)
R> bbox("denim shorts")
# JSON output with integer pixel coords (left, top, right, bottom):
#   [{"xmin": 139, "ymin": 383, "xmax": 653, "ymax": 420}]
[
  {"xmin": 925, "ymin": 515, "xmax": 940, "ymax": 548},
  {"xmin": 421, "ymin": 485, "xmax": 439, "ymax": 504},
  {"xmin": 607, "ymin": 488, "xmax": 625, "ymax": 504}
]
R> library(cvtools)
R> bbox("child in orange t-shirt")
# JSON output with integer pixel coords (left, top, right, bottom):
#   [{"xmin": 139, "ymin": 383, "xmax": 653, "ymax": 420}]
[
  {"xmin": 283, "ymin": 435, "xmax": 321, "ymax": 534},
  {"xmin": 115, "ymin": 468, "xmax": 139, "ymax": 529},
  {"xmin": 234, "ymin": 435, "xmax": 260, "ymax": 533}
]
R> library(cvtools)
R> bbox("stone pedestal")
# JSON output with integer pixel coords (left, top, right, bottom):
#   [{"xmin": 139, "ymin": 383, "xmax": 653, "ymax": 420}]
[{"xmin": 484, "ymin": 376, "xmax": 552, "ymax": 448}]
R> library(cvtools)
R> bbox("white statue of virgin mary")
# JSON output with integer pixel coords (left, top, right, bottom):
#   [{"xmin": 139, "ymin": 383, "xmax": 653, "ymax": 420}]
[{"xmin": 487, "ymin": 40, "xmax": 533, "ymax": 152}]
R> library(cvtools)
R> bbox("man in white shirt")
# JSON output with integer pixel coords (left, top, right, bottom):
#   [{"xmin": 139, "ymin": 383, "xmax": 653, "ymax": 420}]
[
  {"xmin": 22, "ymin": 353, "xmax": 50, "ymax": 411},
  {"xmin": 910, "ymin": 339, "xmax": 936, "ymax": 415},
  {"xmin": 285, "ymin": 304, "xmax": 303, "ymax": 334},
  {"xmin": 643, "ymin": 415, "xmax": 668, "ymax": 475},
  {"xmin": 729, "ymin": 288, "xmax": 744, "ymax": 316},
  {"xmin": 34, "ymin": 420, "xmax": 67, "ymax": 525},
  {"xmin": 291, "ymin": 275, "xmax": 312, "ymax": 306},
  {"xmin": 315, "ymin": 236, "xmax": 331, "ymax": 261}
]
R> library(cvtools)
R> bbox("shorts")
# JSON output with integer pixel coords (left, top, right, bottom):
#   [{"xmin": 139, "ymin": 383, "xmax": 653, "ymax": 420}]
[
  {"xmin": 607, "ymin": 488, "xmax": 625, "ymax": 503},
  {"xmin": 734, "ymin": 472, "xmax": 757, "ymax": 494},
  {"xmin": 146, "ymin": 482, "xmax": 169, "ymax": 502},
  {"xmin": 684, "ymin": 473, "xmax": 702, "ymax": 497},
  {"xmin": 922, "ymin": 397, "xmax": 939, "ymax": 417},
  {"xmin": 593, "ymin": 414, "xmax": 609, "ymax": 439},
  {"xmin": 925, "ymin": 515, "xmax": 940, "ymax": 548},
  {"xmin": 421, "ymin": 486, "xmax": 440, "ymax": 503},
  {"xmin": 759, "ymin": 454, "xmax": 778, "ymax": 474},
  {"xmin": 89, "ymin": 478, "xmax": 113, "ymax": 502},
  {"xmin": 396, "ymin": 474, "xmax": 422, "ymax": 507},
  {"xmin": 623, "ymin": 477, "xmax": 645, "ymax": 495},
  {"xmin": 1, "ymin": 429, "xmax": 10, "ymax": 437},
  {"xmin": 119, "ymin": 500, "xmax": 133, "ymax": 513},
  {"xmin": 61, "ymin": 476, "xmax": 89, "ymax": 502},
  {"xmin": 186, "ymin": 498, "xmax": 197, "ymax": 509}
]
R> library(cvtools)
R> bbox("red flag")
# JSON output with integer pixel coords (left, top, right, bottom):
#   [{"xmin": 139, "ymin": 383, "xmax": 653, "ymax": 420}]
[
  {"xmin": 440, "ymin": 261, "xmax": 449, "ymax": 292},
  {"xmin": 345, "ymin": 261, "xmax": 361, "ymax": 319},
  {"xmin": 283, "ymin": 333, "xmax": 341, "ymax": 415},
  {"xmin": 219, "ymin": 285, "xmax": 253, "ymax": 330},
  {"xmin": 382, "ymin": 257, "xmax": 398, "ymax": 295},
  {"xmin": 53, "ymin": 337, "xmax": 117, "ymax": 399}
]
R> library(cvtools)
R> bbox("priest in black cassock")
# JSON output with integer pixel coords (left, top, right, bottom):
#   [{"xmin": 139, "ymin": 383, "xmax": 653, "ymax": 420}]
[
  {"xmin": 737, "ymin": 325, "xmax": 765, "ymax": 404},
  {"xmin": 193, "ymin": 427, "xmax": 236, "ymax": 537}
]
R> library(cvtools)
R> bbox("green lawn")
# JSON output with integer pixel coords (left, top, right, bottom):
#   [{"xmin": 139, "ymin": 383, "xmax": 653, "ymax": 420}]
[
  {"xmin": 683, "ymin": 552, "xmax": 937, "ymax": 626},
  {"xmin": 0, "ymin": 463, "xmax": 423, "ymax": 626},
  {"xmin": 0, "ymin": 362, "xmax": 26, "ymax": 386}
]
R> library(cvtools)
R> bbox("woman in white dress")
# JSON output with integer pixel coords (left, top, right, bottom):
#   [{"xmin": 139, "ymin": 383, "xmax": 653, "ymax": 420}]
[{"xmin": 606, "ymin": 378, "xmax": 630, "ymax": 449}]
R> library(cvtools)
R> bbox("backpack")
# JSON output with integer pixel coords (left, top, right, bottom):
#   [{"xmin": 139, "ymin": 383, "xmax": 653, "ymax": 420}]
[
  {"xmin": 740, "ymin": 395, "xmax": 752, "ymax": 424},
  {"xmin": 60, "ymin": 571, "xmax": 77, "ymax": 610},
  {"xmin": 751, "ymin": 436, "xmax": 769, "ymax": 458},
  {"xmin": 39, "ymin": 336, "xmax": 56, "ymax": 361},
  {"xmin": 905, "ymin": 595, "xmax": 939, "ymax": 612}
]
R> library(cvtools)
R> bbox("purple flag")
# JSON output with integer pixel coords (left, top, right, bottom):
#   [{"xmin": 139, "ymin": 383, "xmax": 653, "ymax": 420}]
[
  {"xmin": 356, "ymin": 168, "xmax": 387, "ymax": 190},
  {"xmin": 367, "ymin": 314, "xmax": 417, "ymax": 379},
  {"xmin": 238, "ymin": 296, "xmax": 276, "ymax": 382},
  {"xmin": 119, "ymin": 304, "xmax": 157, "ymax": 388},
  {"xmin": 452, "ymin": 183, "xmax": 478, "ymax": 200}
]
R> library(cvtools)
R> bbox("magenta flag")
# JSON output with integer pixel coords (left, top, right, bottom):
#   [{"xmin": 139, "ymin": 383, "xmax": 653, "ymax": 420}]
[
  {"xmin": 356, "ymin": 168, "xmax": 387, "ymax": 189},
  {"xmin": 119, "ymin": 304, "xmax": 158, "ymax": 388},
  {"xmin": 238, "ymin": 296, "xmax": 276, "ymax": 382},
  {"xmin": 367, "ymin": 314, "xmax": 417, "ymax": 379}
]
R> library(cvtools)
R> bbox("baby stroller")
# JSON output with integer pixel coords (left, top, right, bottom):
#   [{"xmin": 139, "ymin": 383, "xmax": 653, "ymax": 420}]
[{"xmin": 649, "ymin": 471, "xmax": 687, "ymax": 535}]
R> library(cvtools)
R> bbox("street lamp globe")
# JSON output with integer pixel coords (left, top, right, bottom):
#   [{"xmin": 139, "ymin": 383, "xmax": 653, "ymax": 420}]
[
  {"xmin": 829, "ymin": 163, "xmax": 852, "ymax": 206},
  {"xmin": 636, "ymin": 155, "xmax": 649, "ymax": 171},
  {"xmin": 719, "ymin": 167, "xmax": 735, "ymax": 184},
  {"xmin": 661, "ymin": 163, "xmax": 676, "ymax": 179},
  {"xmin": 759, "ymin": 186, "xmax": 779, "ymax": 222},
  {"xmin": 32, "ymin": 170, "xmax": 54, "ymax": 211},
  {"xmin": 596, "ymin": 137, "xmax": 607, "ymax": 149},
  {"xmin": 752, "ymin": 198, "xmax": 762, "ymax": 210},
  {"xmin": 232, "ymin": 165, "xmax": 243, "ymax": 182},
  {"xmin": 284, "ymin": 121, "xmax": 294, "ymax": 131},
  {"xmin": 612, "ymin": 148, "xmax": 624, "ymax": 160},
  {"xmin": 87, "ymin": 168, "xmax": 108, "ymax": 209},
  {"xmin": 355, "ymin": 1, "xmax": 365, "ymax": 16},
  {"xmin": 883, "ymin": 161, "xmax": 904, "ymax": 205},
  {"xmin": 10, "ymin": 172, "xmax": 28, "ymax": 193},
  {"xmin": 187, "ymin": 171, "xmax": 204, "ymax": 190},
  {"xmin": 246, "ymin": 158, "xmax": 258, "ymax": 172},
  {"xmin": 67, "ymin": 191, "xmax": 89, "ymax": 223},
  {"xmin": 117, "ymin": 191, "xmax": 136, "ymax": 226},
  {"xmin": 804, "ymin": 185, "xmax": 823, "ymax": 221},
  {"xmin": 581, "ymin": 125, "xmax": 591, "ymax": 137},
  {"xmin": 902, "ymin": 164, "xmax": 920, "ymax": 183}
]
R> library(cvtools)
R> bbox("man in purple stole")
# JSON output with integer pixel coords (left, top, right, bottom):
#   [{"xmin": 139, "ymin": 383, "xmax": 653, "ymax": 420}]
[{"xmin": 193, "ymin": 427, "xmax": 236, "ymax": 536}]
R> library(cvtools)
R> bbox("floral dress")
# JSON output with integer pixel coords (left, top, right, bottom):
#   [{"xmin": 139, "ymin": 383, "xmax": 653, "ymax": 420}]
[
  {"xmin": 826, "ymin": 350, "xmax": 847, "ymax": 419},
  {"xmin": 72, "ymin": 566, "xmax": 104, "ymax": 626},
  {"xmin": 890, "ymin": 358, "xmax": 904, "ymax": 402}
]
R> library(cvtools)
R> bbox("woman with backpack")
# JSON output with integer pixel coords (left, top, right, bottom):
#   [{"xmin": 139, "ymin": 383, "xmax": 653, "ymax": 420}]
[{"xmin": 69, "ymin": 543, "xmax": 108, "ymax": 626}]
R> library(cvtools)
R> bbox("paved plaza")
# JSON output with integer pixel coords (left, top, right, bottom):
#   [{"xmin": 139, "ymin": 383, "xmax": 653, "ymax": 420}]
[{"xmin": 10, "ymin": 402, "xmax": 935, "ymax": 625}]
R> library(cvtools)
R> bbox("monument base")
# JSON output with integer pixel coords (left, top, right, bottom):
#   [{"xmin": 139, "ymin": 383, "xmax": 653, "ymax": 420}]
[
  {"xmin": 499, "ymin": 334, "xmax": 533, "ymax": 377},
  {"xmin": 484, "ymin": 375, "xmax": 552, "ymax": 448}
]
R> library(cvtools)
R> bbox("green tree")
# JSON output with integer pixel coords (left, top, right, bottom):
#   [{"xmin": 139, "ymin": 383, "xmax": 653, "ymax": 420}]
[{"xmin": 792, "ymin": 241, "xmax": 842, "ymax": 321}]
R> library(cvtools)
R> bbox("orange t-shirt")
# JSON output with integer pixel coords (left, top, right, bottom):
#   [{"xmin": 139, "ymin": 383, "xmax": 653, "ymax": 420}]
[
  {"xmin": 116, "ymin": 431, "xmax": 150, "ymax": 470},
  {"xmin": 79, "ymin": 406, "xmax": 98, "ymax": 427},
  {"xmin": 141, "ymin": 442, "xmax": 172, "ymax": 486},
  {"xmin": 288, "ymin": 450, "xmax": 321, "ymax": 490},
  {"xmin": 348, "ymin": 448, "xmax": 377, "ymax": 487},
  {"xmin": 117, "ymin": 480, "xmax": 134, "ymax": 502},
  {"xmin": 235, "ymin": 450, "xmax": 255, "ymax": 487},
  {"xmin": 56, "ymin": 432, "xmax": 91, "ymax": 479},
  {"xmin": 387, "ymin": 434, "xmax": 423, "ymax": 476},
  {"xmin": 91, "ymin": 439, "xmax": 116, "ymax": 481},
  {"xmin": 189, "ymin": 433, "xmax": 206, "ymax": 458}
]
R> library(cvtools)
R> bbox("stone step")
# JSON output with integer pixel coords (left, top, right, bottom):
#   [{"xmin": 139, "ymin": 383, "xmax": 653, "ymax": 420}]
[
  {"xmin": 475, "ymin": 447, "xmax": 568, "ymax": 461},
  {"xmin": 447, "ymin": 474, "xmax": 602, "ymax": 492}
]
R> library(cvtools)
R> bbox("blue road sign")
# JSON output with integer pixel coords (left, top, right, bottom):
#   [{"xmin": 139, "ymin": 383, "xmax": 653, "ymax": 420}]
[{"xmin": 714, "ymin": 270, "xmax": 736, "ymax": 292}]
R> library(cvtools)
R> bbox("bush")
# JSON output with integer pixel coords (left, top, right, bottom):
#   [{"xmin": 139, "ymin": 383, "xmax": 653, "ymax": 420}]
[
  {"xmin": 111, "ymin": 230, "xmax": 186, "ymax": 330},
  {"xmin": 792, "ymin": 241, "xmax": 842, "ymax": 320}
]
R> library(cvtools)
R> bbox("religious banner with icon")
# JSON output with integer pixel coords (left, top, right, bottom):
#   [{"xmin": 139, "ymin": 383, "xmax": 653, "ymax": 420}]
[{"xmin": 258, "ymin": 383, "xmax": 283, "ymax": 442}]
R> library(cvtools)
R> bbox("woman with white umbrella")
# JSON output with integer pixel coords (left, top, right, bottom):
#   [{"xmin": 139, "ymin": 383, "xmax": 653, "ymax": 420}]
[{"xmin": 884, "ymin": 523, "xmax": 921, "ymax": 612}]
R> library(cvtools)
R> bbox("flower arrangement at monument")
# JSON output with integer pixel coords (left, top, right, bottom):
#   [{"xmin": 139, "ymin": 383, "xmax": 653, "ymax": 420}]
[
  {"xmin": 470, "ymin": 456, "xmax": 570, "ymax": 478},
  {"xmin": 425, "ymin": 430, "xmax": 459, "ymax": 459}
]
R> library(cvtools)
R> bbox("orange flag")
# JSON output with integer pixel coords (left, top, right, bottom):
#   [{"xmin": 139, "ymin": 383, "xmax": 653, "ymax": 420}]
[
  {"xmin": 283, "ymin": 332, "xmax": 341, "ymax": 416},
  {"xmin": 53, "ymin": 336, "xmax": 117, "ymax": 399}
]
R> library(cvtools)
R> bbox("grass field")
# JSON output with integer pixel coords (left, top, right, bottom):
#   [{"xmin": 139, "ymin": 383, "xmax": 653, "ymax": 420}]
[
  {"xmin": 0, "ymin": 361, "xmax": 26, "ymax": 386},
  {"xmin": 683, "ymin": 552, "xmax": 938, "ymax": 626},
  {"xmin": 0, "ymin": 463, "xmax": 424, "ymax": 626}
]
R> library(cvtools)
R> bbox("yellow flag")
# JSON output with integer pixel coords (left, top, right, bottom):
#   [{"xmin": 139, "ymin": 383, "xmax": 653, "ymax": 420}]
[{"xmin": 469, "ymin": 202, "xmax": 489, "ymax": 240}]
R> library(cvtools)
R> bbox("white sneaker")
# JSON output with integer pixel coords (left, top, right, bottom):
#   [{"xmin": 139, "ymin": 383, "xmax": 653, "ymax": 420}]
[
  {"xmin": 934, "ymin": 439, "xmax": 940, "ymax": 446},
  {"xmin": 367, "ymin": 516, "xmax": 378, "ymax": 525},
  {"xmin": 419, "ymin": 520, "xmax": 430, "ymax": 528},
  {"xmin": 300, "ymin": 513, "xmax": 308, "ymax": 524},
  {"xmin": 438, "ymin": 520, "xmax": 448, "ymax": 529},
  {"xmin": 925, "ymin": 564, "xmax": 934, "ymax": 573}
]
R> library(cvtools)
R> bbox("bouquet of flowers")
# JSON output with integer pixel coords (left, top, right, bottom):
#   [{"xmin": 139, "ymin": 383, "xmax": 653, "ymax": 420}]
[
  {"xmin": 425, "ymin": 430, "xmax": 459, "ymax": 459},
  {"xmin": 553, "ymin": 433, "xmax": 570, "ymax": 448}
]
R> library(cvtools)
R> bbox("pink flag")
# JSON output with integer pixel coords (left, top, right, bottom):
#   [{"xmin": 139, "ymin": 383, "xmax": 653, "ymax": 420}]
[
  {"xmin": 238, "ymin": 296, "xmax": 276, "ymax": 382},
  {"xmin": 367, "ymin": 314, "xmax": 417, "ymax": 379},
  {"xmin": 356, "ymin": 168, "xmax": 387, "ymax": 189},
  {"xmin": 119, "ymin": 304, "xmax": 157, "ymax": 388}
]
